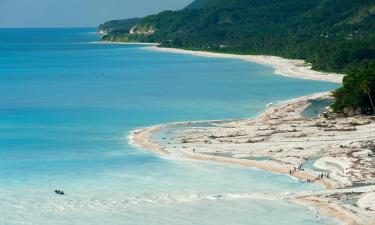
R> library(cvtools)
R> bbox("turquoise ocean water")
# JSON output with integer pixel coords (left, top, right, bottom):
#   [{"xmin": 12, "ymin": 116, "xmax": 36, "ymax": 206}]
[{"xmin": 0, "ymin": 28, "xmax": 340, "ymax": 225}]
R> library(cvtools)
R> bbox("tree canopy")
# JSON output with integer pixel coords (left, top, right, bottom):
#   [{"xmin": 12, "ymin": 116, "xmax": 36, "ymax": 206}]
[{"xmin": 333, "ymin": 61, "xmax": 375, "ymax": 114}]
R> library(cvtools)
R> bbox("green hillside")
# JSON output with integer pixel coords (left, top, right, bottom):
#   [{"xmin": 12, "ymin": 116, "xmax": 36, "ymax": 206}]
[
  {"xmin": 98, "ymin": 18, "xmax": 140, "ymax": 35},
  {"xmin": 100, "ymin": 0, "xmax": 375, "ymax": 114}
]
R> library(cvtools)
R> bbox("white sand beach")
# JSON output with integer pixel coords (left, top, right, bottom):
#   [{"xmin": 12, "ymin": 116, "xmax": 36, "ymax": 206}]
[
  {"xmin": 144, "ymin": 46, "xmax": 344, "ymax": 84},
  {"xmin": 126, "ymin": 46, "xmax": 375, "ymax": 225},
  {"xmin": 130, "ymin": 91, "xmax": 375, "ymax": 225},
  {"xmin": 94, "ymin": 41, "xmax": 374, "ymax": 224}
]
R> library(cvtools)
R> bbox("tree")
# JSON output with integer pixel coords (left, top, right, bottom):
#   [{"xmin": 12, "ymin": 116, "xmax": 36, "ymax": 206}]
[
  {"xmin": 360, "ymin": 80, "xmax": 375, "ymax": 113},
  {"xmin": 332, "ymin": 61, "xmax": 375, "ymax": 115}
]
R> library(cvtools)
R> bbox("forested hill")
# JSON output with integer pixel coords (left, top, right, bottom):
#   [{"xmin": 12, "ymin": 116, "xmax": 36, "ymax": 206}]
[
  {"xmin": 100, "ymin": 0, "xmax": 374, "ymax": 73},
  {"xmin": 100, "ymin": 0, "xmax": 375, "ymax": 114}
]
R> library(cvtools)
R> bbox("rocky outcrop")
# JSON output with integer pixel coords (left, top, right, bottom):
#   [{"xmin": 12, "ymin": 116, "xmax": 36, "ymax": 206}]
[
  {"xmin": 129, "ymin": 25, "xmax": 156, "ymax": 35},
  {"xmin": 97, "ymin": 18, "xmax": 140, "ymax": 36},
  {"xmin": 97, "ymin": 28, "xmax": 108, "ymax": 36}
]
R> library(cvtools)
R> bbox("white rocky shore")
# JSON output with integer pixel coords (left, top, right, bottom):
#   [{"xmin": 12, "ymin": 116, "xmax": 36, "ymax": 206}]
[
  {"xmin": 126, "ymin": 45, "xmax": 374, "ymax": 224},
  {"xmin": 130, "ymin": 91, "xmax": 375, "ymax": 225}
]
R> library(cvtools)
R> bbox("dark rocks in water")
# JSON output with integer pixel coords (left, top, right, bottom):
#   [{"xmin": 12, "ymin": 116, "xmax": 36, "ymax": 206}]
[{"xmin": 54, "ymin": 189, "xmax": 65, "ymax": 195}]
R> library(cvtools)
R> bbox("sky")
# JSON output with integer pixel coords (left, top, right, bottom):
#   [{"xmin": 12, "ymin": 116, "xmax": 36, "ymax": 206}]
[{"xmin": 0, "ymin": 0, "xmax": 192, "ymax": 28}]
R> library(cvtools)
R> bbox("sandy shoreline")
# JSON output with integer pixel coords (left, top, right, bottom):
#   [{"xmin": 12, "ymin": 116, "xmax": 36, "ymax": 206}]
[
  {"xmin": 96, "ymin": 41, "xmax": 343, "ymax": 83},
  {"xmin": 144, "ymin": 46, "xmax": 344, "ymax": 84},
  {"xmin": 130, "ymin": 92, "xmax": 375, "ymax": 225},
  {"xmin": 124, "ymin": 45, "xmax": 374, "ymax": 224}
]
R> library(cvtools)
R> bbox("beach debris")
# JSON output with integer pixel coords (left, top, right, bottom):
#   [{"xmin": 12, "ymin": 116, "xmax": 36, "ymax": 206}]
[{"xmin": 246, "ymin": 138, "xmax": 265, "ymax": 143}]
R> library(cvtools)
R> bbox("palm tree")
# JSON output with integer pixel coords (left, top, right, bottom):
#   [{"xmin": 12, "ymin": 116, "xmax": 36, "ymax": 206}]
[{"xmin": 361, "ymin": 80, "xmax": 375, "ymax": 114}]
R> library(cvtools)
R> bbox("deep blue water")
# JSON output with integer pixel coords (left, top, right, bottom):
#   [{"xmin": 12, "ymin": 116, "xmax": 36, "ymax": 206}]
[{"xmin": 0, "ymin": 28, "xmax": 340, "ymax": 225}]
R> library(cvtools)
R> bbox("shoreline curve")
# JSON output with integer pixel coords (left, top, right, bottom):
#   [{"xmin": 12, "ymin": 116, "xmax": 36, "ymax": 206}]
[{"xmin": 123, "ymin": 44, "xmax": 374, "ymax": 224}]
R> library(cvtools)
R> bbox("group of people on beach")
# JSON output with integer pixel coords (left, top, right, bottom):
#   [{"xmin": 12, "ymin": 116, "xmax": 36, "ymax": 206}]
[
  {"xmin": 289, "ymin": 165, "xmax": 330, "ymax": 184},
  {"xmin": 306, "ymin": 172, "xmax": 330, "ymax": 183},
  {"xmin": 318, "ymin": 172, "xmax": 329, "ymax": 179},
  {"xmin": 289, "ymin": 164, "xmax": 304, "ymax": 175}
]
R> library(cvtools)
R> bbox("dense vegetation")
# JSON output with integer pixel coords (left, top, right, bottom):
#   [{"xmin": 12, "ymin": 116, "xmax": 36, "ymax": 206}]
[
  {"xmin": 100, "ymin": 0, "xmax": 375, "ymax": 114},
  {"xmin": 98, "ymin": 18, "xmax": 140, "ymax": 35},
  {"xmin": 333, "ymin": 60, "xmax": 375, "ymax": 114}
]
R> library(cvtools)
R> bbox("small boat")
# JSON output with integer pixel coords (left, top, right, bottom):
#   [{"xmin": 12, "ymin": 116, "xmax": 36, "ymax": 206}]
[{"xmin": 267, "ymin": 103, "xmax": 274, "ymax": 107}]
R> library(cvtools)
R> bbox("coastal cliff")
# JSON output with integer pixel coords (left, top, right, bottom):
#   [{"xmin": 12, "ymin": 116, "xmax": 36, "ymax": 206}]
[{"xmin": 98, "ymin": 18, "xmax": 140, "ymax": 36}]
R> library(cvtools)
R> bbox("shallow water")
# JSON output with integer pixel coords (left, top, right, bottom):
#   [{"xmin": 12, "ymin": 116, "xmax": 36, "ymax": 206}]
[
  {"xmin": 302, "ymin": 99, "xmax": 334, "ymax": 118},
  {"xmin": 0, "ymin": 28, "xmax": 341, "ymax": 225}
]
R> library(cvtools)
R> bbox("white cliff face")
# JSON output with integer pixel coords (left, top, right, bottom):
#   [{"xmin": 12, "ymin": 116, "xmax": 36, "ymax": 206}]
[
  {"xmin": 97, "ymin": 29, "xmax": 108, "ymax": 36},
  {"xmin": 129, "ymin": 25, "xmax": 156, "ymax": 35}
]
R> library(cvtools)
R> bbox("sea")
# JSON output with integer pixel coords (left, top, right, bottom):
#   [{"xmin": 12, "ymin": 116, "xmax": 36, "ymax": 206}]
[{"xmin": 0, "ymin": 28, "xmax": 341, "ymax": 225}]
